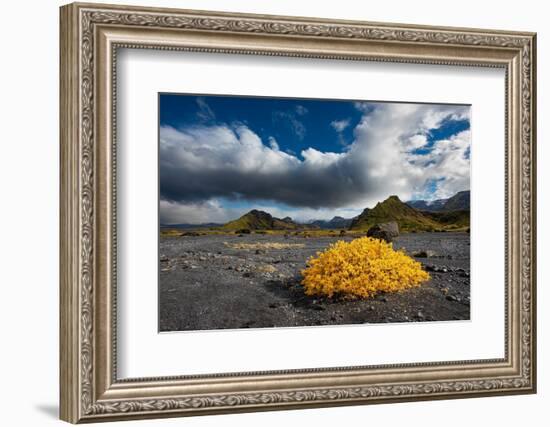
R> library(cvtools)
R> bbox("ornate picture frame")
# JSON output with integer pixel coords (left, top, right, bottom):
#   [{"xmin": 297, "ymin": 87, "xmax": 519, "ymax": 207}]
[{"xmin": 60, "ymin": 2, "xmax": 536, "ymax": 423}]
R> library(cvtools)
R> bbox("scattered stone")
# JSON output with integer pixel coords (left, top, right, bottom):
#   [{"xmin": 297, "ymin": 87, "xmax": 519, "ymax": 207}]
[
  {"xmin": 425, "ymin": 264, "xmax": 450, "ymax": 273},
  {"xmin": 179, "ymin": 231, "xmax": 200, "ymax": 237},
  {"xmin": 243, "ymin": 272, "xmax": 253, "ymax": 278},
  {"xmin": 412, "ymin": 250, "xmax": 437, "ymax": 258},
  {"xmin": 235, "ymin": 229, "xmax": 251, "ymax": 234},
  {"xmin": 366, "ymin": 221, "xmax": 399, "ymax": 243},
  {"xmin": 416, "ymin": 311, "xmax": 425, "ymax": 319},
  {"xmin": 446, "ymin": 295, "xmax": 458, "ymax": 302}
]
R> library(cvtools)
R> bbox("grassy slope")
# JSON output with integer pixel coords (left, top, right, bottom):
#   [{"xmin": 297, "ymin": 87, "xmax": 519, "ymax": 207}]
[
  {"xmin": 421, "ymin": 209, "xmax": 470, "ymax": 230},
  {"xmin": 222, "ymin": 210, "xmax": 299, "ymax": 231},
  {"xmin": 349, "ymin": 196, "xmax": 442, "ymax": 232}
]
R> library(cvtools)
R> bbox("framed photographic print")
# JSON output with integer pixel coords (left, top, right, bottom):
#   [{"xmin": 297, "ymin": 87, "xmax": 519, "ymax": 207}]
[{"xmin": 60, "ymin": 2, "xmax": 537, "ymax": 423}]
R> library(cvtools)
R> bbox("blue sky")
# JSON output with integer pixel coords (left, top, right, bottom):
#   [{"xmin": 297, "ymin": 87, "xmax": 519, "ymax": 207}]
[
  {"xmin": 159, "ymin": 94, "xmax": 363, "ymax": 155},
  {"xmin": 159, "ymin": 93, "xmax": 471, "ymax": 224}
]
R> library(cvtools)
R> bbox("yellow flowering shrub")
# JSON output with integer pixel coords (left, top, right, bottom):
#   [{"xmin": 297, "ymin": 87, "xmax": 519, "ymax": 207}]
[{"xmin": 301, "ymin": 237, "xmax": 430, "ymax": 299}]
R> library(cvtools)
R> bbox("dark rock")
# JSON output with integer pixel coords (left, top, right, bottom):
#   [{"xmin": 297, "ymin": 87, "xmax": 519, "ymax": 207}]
[
  {"xmin": 235, "ymin": 228, "xmax": 251, "ymax": 234},
  {"xmin": 412, "ymin": 250, "xmax": 437, "ymax": 258},
  {"xmin": 180, "ymin": 231, "xmax": 200, "ymax": 237},
  {"xmin": 366, "ymin": 221, "xmax": 399, "ymax": 243}
]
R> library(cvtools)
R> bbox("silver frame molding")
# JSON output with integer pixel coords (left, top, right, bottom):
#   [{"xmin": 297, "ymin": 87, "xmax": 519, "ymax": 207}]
[{"xmin": 60, "ymin": 2, "xmax": 537, "ymax": 423}]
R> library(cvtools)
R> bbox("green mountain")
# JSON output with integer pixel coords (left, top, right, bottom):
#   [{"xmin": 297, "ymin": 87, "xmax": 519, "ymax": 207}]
[
  {"xmin": 349, "ymin": 195, "xmax": 441, "ymax": 232},
  {"xmin": 421, "ymin": 209, "xmax": 470, "ymax": 229},
  {"xmin": 441, "ymin": 190, "xmax": 470, "ymax": 211},
  {"xmin": 222, "ymin": 210, "xmax": 301, "ymax": 231}
]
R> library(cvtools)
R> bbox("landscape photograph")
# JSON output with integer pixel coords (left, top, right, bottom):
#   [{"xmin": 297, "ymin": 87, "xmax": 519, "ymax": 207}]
[{"xmin": 159, "ymin": 93, "xmax": 471, "ymax": 332}]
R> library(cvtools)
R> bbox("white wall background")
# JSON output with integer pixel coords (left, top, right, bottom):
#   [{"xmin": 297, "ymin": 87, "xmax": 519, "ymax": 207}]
[{"xmin": 0, "ymin": 0, "xmax": 545, "ymax": 426}]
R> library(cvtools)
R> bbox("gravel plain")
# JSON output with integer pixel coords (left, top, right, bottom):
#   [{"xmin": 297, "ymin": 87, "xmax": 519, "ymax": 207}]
[{"xmin": 159, "ymin": 232, "xmax": 470, "ymax": 332}]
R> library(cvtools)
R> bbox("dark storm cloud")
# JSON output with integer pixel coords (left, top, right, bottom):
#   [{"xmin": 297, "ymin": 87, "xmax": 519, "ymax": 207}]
[{"xmin": 159, "ymin": 103, "xmax": 471, "ymax": 210}]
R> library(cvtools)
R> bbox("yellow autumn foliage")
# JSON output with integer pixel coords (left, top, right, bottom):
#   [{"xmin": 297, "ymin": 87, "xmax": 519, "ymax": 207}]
[{"xmin": 301, "ymin": 237, "xmax": 430, "ymax": 299}]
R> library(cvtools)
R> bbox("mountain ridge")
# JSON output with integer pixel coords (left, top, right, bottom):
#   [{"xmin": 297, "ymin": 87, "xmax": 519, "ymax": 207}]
[
  {"xmin": 349, "ymin": 195, "xmax": 441, "ymax": 231},
  {"xmin": 310, "ymin": 216, "xmax": 355, "ymax": 229},
  {"xmin": 222, "ymin": 209, "xmax": 304, "ymax": 231},
  {"xmin": 406, "ymin": 190, "xmax": 470, "ymax": 212}
]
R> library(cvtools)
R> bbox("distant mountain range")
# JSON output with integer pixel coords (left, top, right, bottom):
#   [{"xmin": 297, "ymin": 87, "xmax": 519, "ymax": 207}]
[
  {"xmin": 160, "ymin": 222, "xmax": 222, "ymax": 229},
  {"xmin": 162, "ymin": 190, "xmax": 470, "ymax": 232},
  {"xmin": 309, "ymin": 216, "xmax": 354, "ymax": 229},
  {"xmin": 406, "ymin": 190, "xmax": 470, "ymax": 212}
]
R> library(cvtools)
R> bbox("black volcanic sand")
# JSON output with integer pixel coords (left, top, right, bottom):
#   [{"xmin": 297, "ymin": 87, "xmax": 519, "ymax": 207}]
[{"xmin": 159, "ymin": 232, "xmax": 470, "ymax": 332}]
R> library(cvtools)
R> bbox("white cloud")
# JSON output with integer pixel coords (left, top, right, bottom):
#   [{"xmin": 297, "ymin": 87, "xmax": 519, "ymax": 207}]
[
  {"xmin": 295, "ymin": 105, "xmax": 308, "ymax": 116},
  {"xmin": 272, "ymin": 110, "xmax": 307, "ymax": 140},
  {"xmin": 160, "ymin": 199, "xmax": 233, "ymax": 224},
  {"xmin": 160, "ymin": 102, "xmax": 470, "ymax": 223},
  {"xmin": 330, "ymin": 119, "xmax": 351, "ymax": 132},
  {"xmin": 195, "ymin": 97, "xmax": 216, "ymax": 121},
  {"xmin": 406, "ymin": 134, "xmax": 428, "ymax": 150},
  {"xmin": 268, "ymin": 136, "xmax": 279, "ymax": 151}
]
